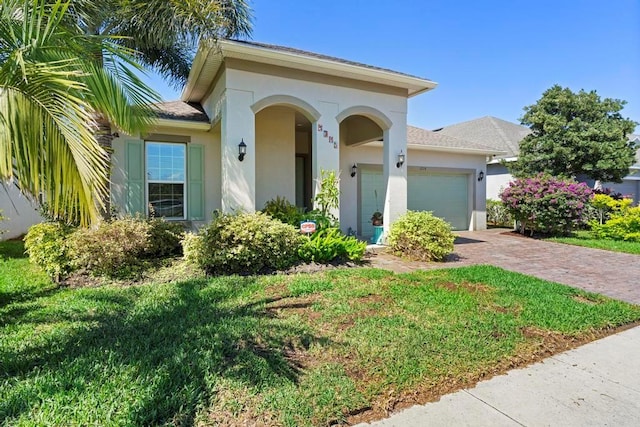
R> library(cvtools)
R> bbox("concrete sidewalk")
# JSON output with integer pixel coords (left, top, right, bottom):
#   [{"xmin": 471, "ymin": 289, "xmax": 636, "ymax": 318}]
[{"xmin": 356, "ymin": 325, "xmax": 640, "ymax": 426}]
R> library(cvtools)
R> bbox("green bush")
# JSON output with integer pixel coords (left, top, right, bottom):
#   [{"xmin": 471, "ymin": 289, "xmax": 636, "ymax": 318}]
[
  {"xmin": 182, "ymin": 232, "xmax": 205, "ymax": 265},
  {"xmin": 198, "ymin": 212, "xmax": 306, "ymax": 275},
  {"xmin": 590, "ymin": 206, "xmax": 640, "ymax": 242},
  {"xmin": 298, "ymin": 228, "xmax": 366, "ymax": 263},
  {"xmin": 590, "ymin": 194, "xmax": 633, "ymax": 225},
  {"xmin": 24, "ymin": 222, "xmax": 75, "ymax": 281},
  {"xmin": 486, "ymin": 199, "xmax": 512, "ymax": 227},
  {"xmin": 70, "ymin": 218, "xmax": 151, "ymax": 278},
  {"xmin": 262, "ymin": 196, "xmax": 303, "ymax": 227},
  {"xmin": 388, "ymin": 211, "xmax": 455, "ymax": 262},
  {"xmin": 146, "ymin": 218, "xmax": 185, "ymax": 258}
]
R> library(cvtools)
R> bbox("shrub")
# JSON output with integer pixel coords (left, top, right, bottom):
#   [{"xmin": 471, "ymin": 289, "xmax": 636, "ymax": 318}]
[
  {"xmin": 70, "ymin": 218, "xmax": 150, "ymax": 278},
  {"xmin": 182, "ymin": 232, "xmax": 205, "ymax": 265},
  {"xmin": 590, "ymin": 194, "xmax": 633, "ymax": 225},
  {"xmin": 486, "ymin": 199, "xmax": 512, "ymax": 227},
  {"xmin": 24, "ymin": 222, "xmax": 75, "ymax": 281},
  {"xmin": 590, "ymin": 206, "xmax": 640, "ymax": 242},
  {"xmin": 388, "ymin": 211, "xmax": 455, "ymax": 262},
  {"xmin": 313, "ymin": 169, "xmax": 340, "ymax": 222},
  {"xmin": 262, "ymin": 196, "xmax": 303, "ymax": 227},
  {"xmin": 500, "ymin": 174, "xmax": 592, "ymax": 235},
  {"xmin": 298, "ymin": 228, "xmax": 367, "ymax": 263},
  {"xmin": 198, "ymin": 212, "xmax": 306, "ymax": 275},
  {"xmin": 146, "ymin": 218, "xmax": 185, "ymax": 258}
]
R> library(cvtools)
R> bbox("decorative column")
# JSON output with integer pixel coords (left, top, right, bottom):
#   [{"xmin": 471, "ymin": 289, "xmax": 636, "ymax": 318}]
[
  {"xmin": 311, "ymin": 101, "xmax": 341, "ymax": 221},
  {"xmin": 221, "ymin": 89, "xmax": 256, "ymax": 212},
  {"xmin": 382, "ymin": 113, "xmax": 408, "ymax": 237}
]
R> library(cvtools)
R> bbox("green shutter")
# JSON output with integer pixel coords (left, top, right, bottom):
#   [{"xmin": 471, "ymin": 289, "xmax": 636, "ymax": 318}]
[
  {"xmin": 188, "ymin": 144, "xmax": 205, "ymax": 220},
  {"xmin": 126, "ymin": 139, "xmax": 145, "ymax": 215}
]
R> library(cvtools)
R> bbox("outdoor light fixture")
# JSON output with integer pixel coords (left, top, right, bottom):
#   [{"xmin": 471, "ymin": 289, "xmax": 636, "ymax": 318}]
[
  {"xmin": 396, "ymin": 151, "xmax": 405, "ymax": 168},
  {"xmin": 238, "ymin": 139, "xmax": 247, "ymax": 161},
  {"xmin": 350, "ymin": 164, "xmax": 358, "ymax": 178},
  {"xmin": 478, "ymin": 171, "xmax": 485, "ymax": 181}
]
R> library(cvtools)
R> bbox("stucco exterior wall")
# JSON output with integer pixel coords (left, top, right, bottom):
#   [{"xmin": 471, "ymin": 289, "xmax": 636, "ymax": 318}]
[
  {"xmin": 0, "ymin": 185, "xmax": 43, "ymax": 240},
  {"xmin": 486, "ymin": 163, "xmax": 512, "ymax": 200},
  {"xmin": 340, "ymin": 144, "xmax": 487, "ymax": 232},
  {"xmin": 255, "ymin": 107, "xmax": 296, "ymax": 209}
]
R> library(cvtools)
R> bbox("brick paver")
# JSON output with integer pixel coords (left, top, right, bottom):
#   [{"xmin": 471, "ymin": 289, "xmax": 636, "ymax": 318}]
[{"xmin": 368, "ymin": 228, "xmax": 640, "ymax": 305}]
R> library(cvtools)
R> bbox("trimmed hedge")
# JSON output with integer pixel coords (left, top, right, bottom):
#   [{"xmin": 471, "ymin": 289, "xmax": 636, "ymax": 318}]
[{"xmin": 388, "ymin": 211, "xmax": 455, "ymax": 262}]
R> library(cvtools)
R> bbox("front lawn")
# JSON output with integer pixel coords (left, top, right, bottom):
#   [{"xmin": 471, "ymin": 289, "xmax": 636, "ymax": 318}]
[
  {"xmin": 548, "ymin": 230, "xmax": 640, "ymax": 255},
  {"xmin": 2, "ymin": 241, "xmax": 640, "ymax": 425}
]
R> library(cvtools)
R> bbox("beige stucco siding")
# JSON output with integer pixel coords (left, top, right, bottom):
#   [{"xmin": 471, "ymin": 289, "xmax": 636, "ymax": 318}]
[{"xmin": 255, "ymin": 107, "xmax": 296, "ymax": 209}]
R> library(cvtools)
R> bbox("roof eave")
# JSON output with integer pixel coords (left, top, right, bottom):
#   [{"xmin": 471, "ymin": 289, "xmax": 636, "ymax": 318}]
[
  {"xmin": 366, "ymin": 140, "xmax": 505, "ymax": 155},
  {"xmin": 153, "ymin": 118, "xmax": 211, "ymax": 131},
  {"xmin": 408, "ymin": 144, "xmax": 506, "ymax": 156},
  {"xmin": 183, "ymin": 40, "xmax": 437, "ymax": 102}
]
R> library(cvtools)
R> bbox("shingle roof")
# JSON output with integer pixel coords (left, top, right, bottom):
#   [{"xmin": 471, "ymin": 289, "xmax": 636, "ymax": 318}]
[
  {"xmin": 433, "ymin": 116, "xmax": 531, "ymax": 159},
  {"xmin": 407, "ymin": 125, "xmax": 501, "ymax": 153},
  {"xmin": 152, "ymin": 101, "xmax": 209, "ymax": 122},
  {"xmin": 229, "ymin": 39, "xmax": 431, "ymax": 81}
]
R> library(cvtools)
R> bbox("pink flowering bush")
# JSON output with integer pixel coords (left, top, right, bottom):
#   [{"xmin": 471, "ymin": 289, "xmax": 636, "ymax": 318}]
[{"xmin": 500, "ymin": 174, "xmax": 592, "ymax": 235}]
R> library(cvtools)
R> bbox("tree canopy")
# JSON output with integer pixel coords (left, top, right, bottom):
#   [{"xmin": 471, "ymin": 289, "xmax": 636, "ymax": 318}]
[
  {"xmin": 72, "ymin": 0, "xmax": 253, "ymax": 86},
  {"xmin": 510, "ymin": 85, "xmax": 638, "ymax": 183}
]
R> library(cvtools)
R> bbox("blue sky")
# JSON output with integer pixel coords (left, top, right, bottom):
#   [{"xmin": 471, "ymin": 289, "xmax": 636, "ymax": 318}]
[{"xmin": 147, "ymin": 0, "xmax": 640, "ymax": 132}]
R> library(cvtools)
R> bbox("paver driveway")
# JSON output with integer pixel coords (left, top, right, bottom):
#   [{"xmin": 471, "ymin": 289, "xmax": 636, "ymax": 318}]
[{"xmin": 369, "ymin": 228, "xmax": 640, "ymax": 305}]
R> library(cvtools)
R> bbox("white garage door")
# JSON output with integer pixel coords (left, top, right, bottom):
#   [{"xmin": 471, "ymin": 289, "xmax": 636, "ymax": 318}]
[{"xmin": 359, "ymin": 168, "xmax": 470, "ymax": 237}]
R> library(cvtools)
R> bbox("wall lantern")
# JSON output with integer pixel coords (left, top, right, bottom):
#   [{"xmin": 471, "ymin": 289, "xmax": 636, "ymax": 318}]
[
  {"xmin": 238, "ymin": 139, "xmax": 247, "ymax": 161},
  {"xmin": 477, "ymin": 170, "xmax": 485, "ymax": 181},
  {"xmin": 350, "ymin": 164, "xmax": 358, "ymax": 178},
  {"xmin": 396, "ymin": 151, "xmax": 405, "ymax": 168}
]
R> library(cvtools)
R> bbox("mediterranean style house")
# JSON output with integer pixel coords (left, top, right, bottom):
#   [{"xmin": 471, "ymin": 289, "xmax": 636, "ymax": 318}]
[{"xmin": 1, "ymin": 40, "xmax": 502, "ymax": 240}]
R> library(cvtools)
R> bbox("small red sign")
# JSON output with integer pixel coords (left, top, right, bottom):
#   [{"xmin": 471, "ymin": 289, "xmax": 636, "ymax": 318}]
[{"xmin": 300, "ymin": 221, "xmax": 317, "ymax": 234}]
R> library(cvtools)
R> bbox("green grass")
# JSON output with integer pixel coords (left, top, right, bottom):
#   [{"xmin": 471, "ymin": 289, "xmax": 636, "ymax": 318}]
[
  {"xmin": 2, "ymin": 240, "xmax": 640, "ymax": 425},
  {"xmin": 548, "ymin": 230, "xmax": 640, "ymax": 255}
]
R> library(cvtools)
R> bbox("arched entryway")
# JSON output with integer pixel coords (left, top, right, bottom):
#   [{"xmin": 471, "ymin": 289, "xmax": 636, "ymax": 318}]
[
  {"xmin": 252, "ymin": 96, "xmax": 318, "ymax": 211},
  {"xmin": 337, "ymin": 107, "xmax": 394, "ymax": 239}
]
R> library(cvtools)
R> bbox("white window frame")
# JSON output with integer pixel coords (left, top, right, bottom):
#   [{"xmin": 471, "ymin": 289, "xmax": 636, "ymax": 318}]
[{"xmin": 144, "ymin": 141, "xmax": 187, "ymax": 220}]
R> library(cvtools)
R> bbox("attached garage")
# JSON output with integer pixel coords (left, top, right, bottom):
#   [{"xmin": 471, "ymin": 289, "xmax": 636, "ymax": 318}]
[{"xmin": 359, "ymin": 166, "xmax": 472, "ymax": 238}]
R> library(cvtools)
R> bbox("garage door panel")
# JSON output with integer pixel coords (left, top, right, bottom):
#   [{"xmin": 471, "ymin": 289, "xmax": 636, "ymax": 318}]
[{"xmin": 408, "ymin": 173, "xmax": 468, "ymax": 230}]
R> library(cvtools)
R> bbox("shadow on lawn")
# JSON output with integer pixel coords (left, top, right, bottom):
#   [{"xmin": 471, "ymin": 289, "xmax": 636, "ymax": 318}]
[{"xmin": 1, "ymin": 277, "xmax": 323, "ymax": 425}]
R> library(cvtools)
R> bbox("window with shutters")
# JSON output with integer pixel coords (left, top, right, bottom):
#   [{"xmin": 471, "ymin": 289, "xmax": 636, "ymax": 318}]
[{"xmin": 145, "ymin": 142, "xmax": 186, "ymax": 219}]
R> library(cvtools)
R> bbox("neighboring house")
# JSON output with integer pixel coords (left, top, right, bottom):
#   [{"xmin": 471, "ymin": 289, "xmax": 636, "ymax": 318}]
[
  {"xmin": 1, "ymin": 40, "xmax": 501, "ymax": 240},
  {"xmin": 433, "ymin": 116, "xmax": 531, "ymax": 200},
  {"xmin": 0, "ymin": 185, "xmax": 44, "ymax": 240},
  {"xmin": 435, "ymin": 117, "xmax": 640, "ymax": 204}
]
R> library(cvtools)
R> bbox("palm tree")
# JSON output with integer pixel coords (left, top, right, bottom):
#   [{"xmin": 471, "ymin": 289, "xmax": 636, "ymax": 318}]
[
  {"xmin": 0, "ymin": 0, "xmax": 159, "ymax": 225},
  {"xmin": 72, "ymin": 0, "xmax": 253, "ymax": 146}
]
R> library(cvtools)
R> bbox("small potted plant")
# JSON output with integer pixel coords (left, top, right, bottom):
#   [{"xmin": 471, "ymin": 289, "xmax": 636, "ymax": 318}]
[{"xmin": 371, "ymin": 211, "xmax": 383, "ymax": 226}]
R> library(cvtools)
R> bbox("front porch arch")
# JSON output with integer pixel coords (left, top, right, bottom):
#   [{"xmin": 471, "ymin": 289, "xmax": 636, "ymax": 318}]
[
  {"xmin": 336, "ymin": 105, "xmax": 392, "ymax": 130},
  {"xmin": 251, "ymin": 95, "xmax": 321, "ymax": 122}
]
